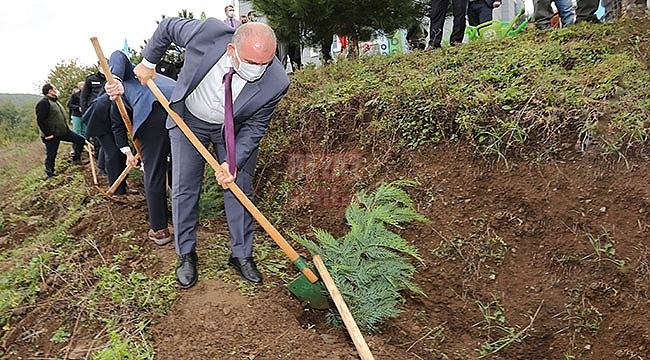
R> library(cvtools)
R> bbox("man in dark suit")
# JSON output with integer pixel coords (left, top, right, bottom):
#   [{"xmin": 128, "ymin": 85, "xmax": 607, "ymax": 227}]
[
  {"xmin": 104, "ymin": 50, "xmax": 176, "ymax": 246},
  {"xmin": 223, "ymin": 5, "xmax": 242, "ymax": 29},
  {"xmin": 468, "ymin": 0, "xmax": 502, "ymax": 26},
  {"xmin": 133, "ymin": 20, "xmax": 290, "ymax": 289},
  {"xmin": 428, "ymin": 0, "xmax": 469, "ymax": 48},
  {"xmin": 83, "ymin": 93, "xmax": 128, "ymax": 195}
]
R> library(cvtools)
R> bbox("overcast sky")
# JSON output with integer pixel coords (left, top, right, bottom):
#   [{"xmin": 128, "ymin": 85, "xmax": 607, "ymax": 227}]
[{"xmin": 0, "ymin": 0, "xmax": 237, "ymax": 94}]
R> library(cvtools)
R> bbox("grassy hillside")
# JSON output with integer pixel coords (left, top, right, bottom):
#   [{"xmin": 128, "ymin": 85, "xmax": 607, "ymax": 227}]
[
  {"xmin": 255, "ymin": 18, "xmax": 650, "ymax": 213},
  {"xmin": 0, "ymin": 94, "xmax": 40, "ymax": 107}
]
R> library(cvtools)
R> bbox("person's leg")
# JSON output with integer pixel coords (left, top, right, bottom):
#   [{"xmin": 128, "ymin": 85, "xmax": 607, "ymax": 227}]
[
  {"xmin": 468, "ymin": 2, "xmax": 481, "ymax": 26},
  {"xmin": 429, "ymin": 0, "xmax": 450, "ymax": 47},
  {"xmin": 288, "ymin": 42, "xmax": 302, "ymax": 70},
  {"xmin": 477, "ymin": 1, "xmax": 495, "ymax": 24},
  {"xmin": 576, "ymin": 0, "xmax": 600, "ymax": 22},
  {"xmin": 534, "ymin": 0, "xmax": 555, "ymax": 29},
  {"xmin": 97, "ymin": 133, "xmax": 127, "ymax": 195},
  {"xmin": 276, "ymin": 41, "xmax": 289, "ymax": 69},
  {"xmin": 214, "ymin": 133, "xmax": 257, "ymax": 259},
  {"xmin": 96, "ymin": 141, "xmax": 106, "ymax": 172},
  {"xmin": 42, "ymin": 137, "xmax": 60, "ymax": 177},
  {"xmin": 555, "ymin": 0, "xmax": 576, "ymax": 25},
  {"xmin": 450, "ymin": 0, "xmax": 469, "ymax": 44},
  {"xmin": 59, "ymin": 131, "xmax": 86, "ymax": 161},
  {"xmin": 170, "ymin": 111, "xmax": 211, "ymax": 257},
  {"xmin": 137, "ymin": 104, "xmax": 171, "ymax": 231}
]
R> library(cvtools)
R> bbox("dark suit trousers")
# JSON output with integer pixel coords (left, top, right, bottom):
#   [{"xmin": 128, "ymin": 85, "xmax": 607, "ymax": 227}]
[
  {"xmin": 468, "ymin": 0, "xmax": 494, "ymax": 26},
  {"xmin": 96, "ymin": 132, "xmax": 127, "ymax": 195},
  {"xmin": 136, "ymin": 103, "xmax": 171, "ymax": 231},
  {"xmin": 429, "ymin": 0, "xmax": 469, "ymax": 47},
  {"xmin": 42, "ymin": 130, "xmax": 86, "ymax": 174},
  {"xmin": 170, "ymin": 109, "xmax": 256, "ymax": 258}
]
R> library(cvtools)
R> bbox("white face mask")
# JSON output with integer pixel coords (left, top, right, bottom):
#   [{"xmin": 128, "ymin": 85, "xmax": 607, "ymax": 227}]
[
  {"xmin": 54, "ymin": 89, "xmax": 60, "ymax": 97},
  {"xmin": 227, "ymin": 10, "xmax": 234, "ymax": 18},
  {"xmin": 233, "ymin": 47, "xmax": 268, "ymax": 82}
]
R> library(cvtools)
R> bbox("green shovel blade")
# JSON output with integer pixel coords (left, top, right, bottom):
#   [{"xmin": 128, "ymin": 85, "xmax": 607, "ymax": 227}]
[{"xmin": 287, "ymin": 273, "xmax": 330, "ymax": 310}]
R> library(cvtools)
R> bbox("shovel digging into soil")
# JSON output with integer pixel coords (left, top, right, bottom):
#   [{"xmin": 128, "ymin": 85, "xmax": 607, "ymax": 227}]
[
  {"xmin": 145, "ymin": 79, "xmax": 330, "ymax": 309},
  {"xmin": 146, "ymin": 62, "xmax": 375, "ymax": 359}
]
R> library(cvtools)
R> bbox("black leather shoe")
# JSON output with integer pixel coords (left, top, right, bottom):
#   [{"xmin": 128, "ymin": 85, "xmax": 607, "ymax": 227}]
[
  {"xmin": 228, "ymin": 256, "xmax": 263, "ymax": 285},
  {"xmin": 176, "ymin": 252, "xmax": 198, "ymax": 289}
]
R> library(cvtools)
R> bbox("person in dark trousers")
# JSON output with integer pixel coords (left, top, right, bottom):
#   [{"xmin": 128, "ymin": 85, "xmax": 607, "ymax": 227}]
[
  {"xmin": 468, "ymin": 0, "xmax": 502, "ymax": 26},
  {"xmin": 81, "ymin": 65, "xmax": 108, "ymax": 176},
  {"xmin": 576, "ymin": 0, "xmax": 600, "ymax": 23},
  {"xmin": 428, "ymin": 0, "xmax": 469, "ymax": 48},
  {"xmin": 105, "ymin": 50, "xmax": 175, "ymax": 246},
  {"xmin": 133, "ymin": 20, "xmax": 290, "ymax": 289},
  {"xmin": 67, "ymin": 82, "xmax": 85, "ymax": 138},
  {"xmin": 83, "ymin": 93, "xmax": 128, "ymax": 195},
  {"xmin": 35, "ymin": 83, "xmax": 87, "ymax": 178}
]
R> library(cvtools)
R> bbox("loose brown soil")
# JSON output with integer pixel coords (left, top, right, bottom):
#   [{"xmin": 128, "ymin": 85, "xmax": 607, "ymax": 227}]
[{"xmin": 1, "ymin": 138, "xmax": 649, "ymax": 360}]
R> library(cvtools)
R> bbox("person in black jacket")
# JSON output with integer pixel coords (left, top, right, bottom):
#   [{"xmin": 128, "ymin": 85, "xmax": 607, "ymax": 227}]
[
  {"xmin": 81, "ymin": 64, "xmax": 108, "ymax": 176},
  {"xmin": 35, "ymin": 83, "xmax": 87, "ymax": 178},
  {"xmin": 67, "ymin": 82, "xmax": 85, "ymax": 156},
  {"xmin": 68, "ymin": 82, "xmax": 85, "ymax": 134}
]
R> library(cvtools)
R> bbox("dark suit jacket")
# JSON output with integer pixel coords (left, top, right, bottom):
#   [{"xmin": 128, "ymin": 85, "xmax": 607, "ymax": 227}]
[
  {"xmin": 108, "ymin": 50, "xmax": 176, "ymax": 147},
  {"xmin": 83, "ymin": 93, "xmax": 113, "ymax": 138},
  {"xmin": 141, "ymin": 17, "xmax": 290, "ymax": 170}
]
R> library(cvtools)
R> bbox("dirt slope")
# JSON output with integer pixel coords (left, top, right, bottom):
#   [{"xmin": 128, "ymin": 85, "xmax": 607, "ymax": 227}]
[{"xmin": 2, "ymin": 138, "xmax": 649, "ymax": 359}]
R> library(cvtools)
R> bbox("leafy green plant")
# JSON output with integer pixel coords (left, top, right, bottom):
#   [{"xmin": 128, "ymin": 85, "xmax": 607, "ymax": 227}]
[
  {"xmin": 91, "ymin": 329, "xmax": 154, "ymax": 360},
  {"xmin": 476, "ymin": 119, "xmax": 528, "ymax": 169},
  {"xmin": 291, "ymin": 180, "xmax": 428, "ymax": 333},
  {"xmin": 583, "ymin": 229, "xmax": 625, "ymax": 268},
  {"xmin": 199, "ymin": 168, "xmax": 225, "ymax": 220},
  {"xmin": 49, "ymin": 326, "xmax": 71, "ymax": 344},
  {"xmin": 474, "ymin": 295, "xmax": 531, "ymax": 358}
]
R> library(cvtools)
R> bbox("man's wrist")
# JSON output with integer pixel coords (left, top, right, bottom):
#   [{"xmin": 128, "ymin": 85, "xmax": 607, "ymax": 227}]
[{"xmin": 141, "ymin": 58, "xmax": 157, "ymax": 69}]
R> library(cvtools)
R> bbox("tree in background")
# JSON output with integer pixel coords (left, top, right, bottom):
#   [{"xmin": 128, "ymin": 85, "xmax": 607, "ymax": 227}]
[
  {"xmin": 247, "ymin": 0, "xmax": 429, "ymax": 58},
  {"xmin": 128, "ymin": 9, "xmax": 197, "ymax": 79},
  {"xmin": 46, "ymin": 59, "xmax": 94, "ymax": 113},
  {"xmin": 0, "ymin": 99, "xmax": 40, "ymax": 144}
]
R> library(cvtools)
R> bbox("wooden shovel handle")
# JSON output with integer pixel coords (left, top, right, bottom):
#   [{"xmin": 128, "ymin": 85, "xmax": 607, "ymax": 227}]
[
  {"xmin": 107, "ymin": 163, "xmax": 134, "ymax": 195},
  {"xmin": 89, "ymin": 37, "xmax": 141, "ymax": 159},
  {"xmin": 85, "ymin": 141, "xmax": 98, "ymax": 186},
  {"xmin": 313, "ymin": 255, "xmax": 375, "ymax": 360},
  {"xmin": 146, "ymin": 79, "xmax": 319, "ymax": 284}
]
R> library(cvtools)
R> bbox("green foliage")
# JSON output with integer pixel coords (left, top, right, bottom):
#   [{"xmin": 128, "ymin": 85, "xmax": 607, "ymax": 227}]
[
  {"xmin": 265, "ymin": 19, "xmax": 650, "ymax": 176},
  {"xmin": 474, "ymin": 296, "xmax": 527, "ymax": 357},
  {"xmin": 91, "ymin": 330, "xmax": 154, "ymax": 360},
  {"xmin": 0, "ymin": 100, "xmax": 39, "ymax": 145},
  {"xmin": 50, "ymin": 326, "xmax": 71, "ymax": 344},
  {"xmin": 248, "ymin": 0, "xmax": 428, "ymax": 51},
  {"xmin": 46, "ymin": 59, "xmax": 94, "ymax": 108},
  {"xmin": 0, "ymin": 255, "xmax": 47, "ymax": 329},
  {"xmin": 199, "ymin": 168, "xmax": 225, "ymax": 220},
  {"xmin": 90, "ymin": 264, "xmax": 177, "ymax": 315},
  {"xmin": 291, "ymin": 180, "xmax": 428, "ymax": 333}
]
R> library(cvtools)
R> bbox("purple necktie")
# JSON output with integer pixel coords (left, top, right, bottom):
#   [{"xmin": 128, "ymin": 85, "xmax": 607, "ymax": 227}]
[
  {"xmin": 229, "ymin": 18, "xmax": 234, "ymax": 28},
  {"xmin": 223, "ymin": 67, "xmax": 236, "ymax": 175}
]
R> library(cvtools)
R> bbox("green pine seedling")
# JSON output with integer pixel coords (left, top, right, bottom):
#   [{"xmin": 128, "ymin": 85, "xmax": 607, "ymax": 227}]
[{"xmin": 291, "ymin": 180, "xmax": 429, "ymax": 334}]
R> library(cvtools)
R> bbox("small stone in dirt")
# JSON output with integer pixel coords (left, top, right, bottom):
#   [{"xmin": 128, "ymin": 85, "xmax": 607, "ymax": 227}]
[{"xmin": 321, "ymin": 334, "xmax": 338, "ymax": 344}]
